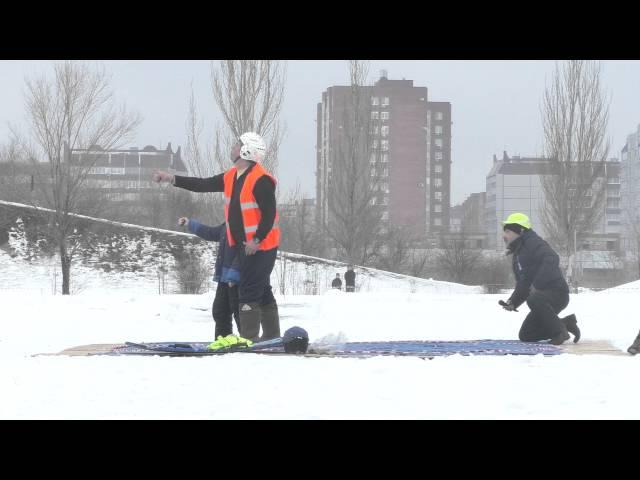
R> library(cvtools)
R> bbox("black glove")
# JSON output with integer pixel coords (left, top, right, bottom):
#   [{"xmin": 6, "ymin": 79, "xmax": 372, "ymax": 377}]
[{"xmin": 499, "ymin": 300, "xmax": 518, "ymax": 312}]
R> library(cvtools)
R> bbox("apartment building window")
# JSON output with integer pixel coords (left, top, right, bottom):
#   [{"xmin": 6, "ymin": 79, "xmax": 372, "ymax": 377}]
[
  {"xmin": 434, "ymin": 204, "xmax": 442, "ymax": 213},
  {"xmin": 607, "ymin": 198, "xmax": 620, "ymax": 208},
  {"xmin": 435, "ymin": 164, "xmax": 443, "ymax": 173},
  {"xmin": 381, "ymin": 211, "xmax": 389, "ymax": 220},
  {"xmin": 381, "ymin": 97, "xmax": 390, "ymax": 106},
  {"xmin": 381, "ymin": 111, "xmax": 390, "ymax": 120},
  {"xmin": 371, "ymin": 111, "xmax": 379, "ymax": 119},
  {"xmin": 371, "ymin": 139, "xmax": 379, "ymax": 149},
  {"xmin": 371, "ymin": 125, "xmax": 379, "ymax": 135},
  {"xmin": 434, "ymin": 138, "xmax": 443, "ymax": 148},
  {"xmin": 371, "ymin": 97, "xmax": 380, "ymax": 106},
  {"xmin": 435, "ymin": 151, "xmax": 443, "ymax": 161},
  {"xmin": 435, "ymin": 112, "xmax": 443, "ymax": 121},
  {"xmin": 382, "ymin": 196, "xmax": 389, "ymax": 205},
  {"xmin": 381, "ymin": 126, "xmax": 389, "ymax": 137},
  {"xmin": 370, "ymin": 153, "xmax": 377, "ymax": 164},
  {"xmin": 434, "ymin": 178, "xmax": 442, "ymax": 187},
  {"xmin": 382, "ymin": 167, "xmax": 389, "ymax": 177},
  {"xmin": 434, "ymin": 125, "xmax": 443, "ymax": 136},
  {"xmin": 370, "ymin": 197, "xmax": 376, "ymax": 205},
  {"xmin": 434, "ymin": 217, "xmax": 442, "ymax": 226},
  {"xmin": 381, "ymin": 153, "xmax": 389, "ymax": 163},
  {"xmin": 434, "ymin": 191, "xmax": 443, "ymax": 201},
  {"xmin": 381, "ymin": 140, "xmax": 389, "ymax": 151}
]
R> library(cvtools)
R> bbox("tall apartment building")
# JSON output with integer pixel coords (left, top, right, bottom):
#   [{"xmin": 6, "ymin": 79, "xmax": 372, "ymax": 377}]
[{"xmin": 316, "ymin": 72, "xmax": 451, "ymax": 237}]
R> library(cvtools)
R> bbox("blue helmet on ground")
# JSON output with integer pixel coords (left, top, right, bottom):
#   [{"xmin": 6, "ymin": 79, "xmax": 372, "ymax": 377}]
[{"xmin": 283, "ymin": 326, "xmax": 309, "ymax": 354}]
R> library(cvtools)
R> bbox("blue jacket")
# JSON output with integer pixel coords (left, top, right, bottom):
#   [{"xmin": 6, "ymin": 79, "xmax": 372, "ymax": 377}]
[
  {"xmin": 187, "ymin": 220, "xmax": 240, "ymax": 284},
  {"xmin": 507, "ymin": 229, "xmax": 569, "ymax": 308}
]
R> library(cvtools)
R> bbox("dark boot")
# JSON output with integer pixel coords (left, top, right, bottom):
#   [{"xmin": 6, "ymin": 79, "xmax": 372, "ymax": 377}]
[
  {"xmin": 260, "ymin": 301, "xmax": 281, "ymax": 341},
  {"xmin": 562, "ymin": 314, "xmax": 581, "ymax": 344},
  {"xmin": 239, "ymin": 302, "xmax": 261, "ymax": 342},
  {"xmin": 628, "ymin": 331, "xmax": 640, "ymax": 356},
  {"xmin": 549, "ymin": 328, "xmax": 570, "ymax": 345}
]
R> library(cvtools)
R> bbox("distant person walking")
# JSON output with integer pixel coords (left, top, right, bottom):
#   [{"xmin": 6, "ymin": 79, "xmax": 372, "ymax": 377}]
[{"xmin": 344, "ymin": 267, "xmax": 356, "ymax": 293}]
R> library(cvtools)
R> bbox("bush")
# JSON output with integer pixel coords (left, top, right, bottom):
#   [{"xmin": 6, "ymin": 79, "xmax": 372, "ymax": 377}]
[{"xmin": 174, "ymin": 250, "xmax": 210, "ymax": 294}]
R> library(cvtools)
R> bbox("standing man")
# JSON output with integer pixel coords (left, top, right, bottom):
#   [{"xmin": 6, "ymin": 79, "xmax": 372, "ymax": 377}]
[
  {"xmin": 152, "ymin": 132, "xmax": 280, "ymax": 342},
  {"xmin": 331, "ymin": 273, "xmax": 342, "ymax": 290},
  {"xmin": 344, "ymin": 266, "xmax": 356, "ymax": 293},
  {"xmin": 499, "ymin": 213, "xmax": 580, "ymax": 345}
]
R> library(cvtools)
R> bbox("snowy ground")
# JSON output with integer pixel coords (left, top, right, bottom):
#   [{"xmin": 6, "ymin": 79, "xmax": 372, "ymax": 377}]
[{"xmin": 1, "ymin": 284, "xmax": 639, "ymax": 419}]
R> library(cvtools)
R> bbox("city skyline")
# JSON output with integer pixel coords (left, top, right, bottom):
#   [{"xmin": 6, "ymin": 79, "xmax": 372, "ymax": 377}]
[{"xmin": 1, "ymin": 60, "xmax": 639, "ymax": 205}]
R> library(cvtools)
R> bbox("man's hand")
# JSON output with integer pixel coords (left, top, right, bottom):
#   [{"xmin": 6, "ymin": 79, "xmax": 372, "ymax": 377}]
[
  {"xmin": 152, "ymin": 170, "xmax": 174, "ymax": 184},
  {"xmin": 499, "ymin": 300, "xmax": 518, "ymax": 312},
  {"xmin": 244, "ymin": 238, "xmax": 260, "ymax": 256},
  {"xmin": 178, "ymin": 217, "xmax": 189, "ymax": 227}
]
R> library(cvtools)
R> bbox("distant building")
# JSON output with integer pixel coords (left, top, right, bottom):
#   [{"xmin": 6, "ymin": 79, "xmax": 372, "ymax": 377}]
[
  {"xmin": 66, "ymin": 142, "xmax": 187, "ymax": 203},
  {"xmin": 448, "ymin": 192, "xmax": 488, "ymax": 249},
  {"xmin": 317, "ymin": 72, "xmax": 452, "ymax": 236},
  {"xmin": 486, "ymin": 151, "xmax": 620, "ymax": 251},
  {"xmin": 620, "ymin": 124, "xmax": 640, "ymax": 249}
]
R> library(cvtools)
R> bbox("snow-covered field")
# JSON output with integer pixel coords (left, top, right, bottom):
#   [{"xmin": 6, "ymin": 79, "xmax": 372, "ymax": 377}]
[{"xmin": 1, "ymin": 277, "xmax": 639, "ymax": 419}]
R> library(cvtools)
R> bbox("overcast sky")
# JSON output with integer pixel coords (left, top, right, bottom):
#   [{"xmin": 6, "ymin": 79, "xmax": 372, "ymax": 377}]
[{"xmin": 1, "ymin": 60, "xmax": 638, "ymax": 204}]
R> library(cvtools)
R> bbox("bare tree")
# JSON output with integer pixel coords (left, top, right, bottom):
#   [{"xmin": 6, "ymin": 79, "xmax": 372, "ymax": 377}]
[
  {"xmin": 324, "ymin": 60, "xmax": 384, "ymax": 266},
  {"xmin": 15, "ymin": 61, "xmax": 141, "ymax": 294},
  {"xmin": 278, "ymin": 183, "xmax": 320, "ymax": 256},
  {"xmin": 0, "ymin": 139, "xmax": 34, "ymax": 203},
  {"xmin": 540, "ymin": 60, "xmax": 610, "ymax": 282},
  {"xmin": 181, "ymin": 84, "xmax": 225, "ymax": 226},
  {"xmin": 436, "ymin": 234, "xmax": 481, "ymax": 285},
  {"xmin": 473, "ymin": 254, "xmax": 513, "ymax": 293},
  {"xmin": 406, "ymin": 248, "xmax": 434, "ymax": 278},
  {"xmin": 185, "ymin": 83, "xmax": 214, "ymax": 179},
  {"xmin": 375, "ymin": 225, "xmax": 415, "ymax": 274},
  {"xmin": 210, "ymin": 60, "xmax": 286, "ymax": 175}
]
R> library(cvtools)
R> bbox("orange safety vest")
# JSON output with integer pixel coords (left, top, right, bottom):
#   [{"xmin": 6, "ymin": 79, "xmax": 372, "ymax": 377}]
[{"xmin": 223, "ymin": 163, "xmax": 280, "ymax": 251}]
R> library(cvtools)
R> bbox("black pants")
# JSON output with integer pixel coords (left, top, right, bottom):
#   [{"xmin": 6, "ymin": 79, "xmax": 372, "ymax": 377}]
[
  {"xmin": 519, "ymin": 289, "xmax": 570, "ymax": 342},
  {"xmin": 345, "ymin": 284, "xmax": 355, "ymax": 292},
  {"xmin": 237, "ymin": 247, "xmax": 277, "ymax": 305},
  {"xmin": 212, "ymin": 282, "xmax": 240, "ymax": 338}
]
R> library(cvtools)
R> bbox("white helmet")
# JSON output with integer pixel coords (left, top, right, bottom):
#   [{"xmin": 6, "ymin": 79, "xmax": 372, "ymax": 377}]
[{"xmin": 239, "ymin": 132, "xmax": 266, "ymax": 163}]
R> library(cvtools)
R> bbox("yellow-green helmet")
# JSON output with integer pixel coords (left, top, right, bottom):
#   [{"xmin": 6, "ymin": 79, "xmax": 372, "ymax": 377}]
[{"xmin": 502, "ymin": 212, "xmax": 531, "ymax": 229}]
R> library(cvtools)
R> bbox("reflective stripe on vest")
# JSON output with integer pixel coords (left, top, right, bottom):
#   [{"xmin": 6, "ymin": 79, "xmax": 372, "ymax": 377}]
[{"xmin": 223, "ymin": 164, "xmax": 280, "ymax": 251}]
